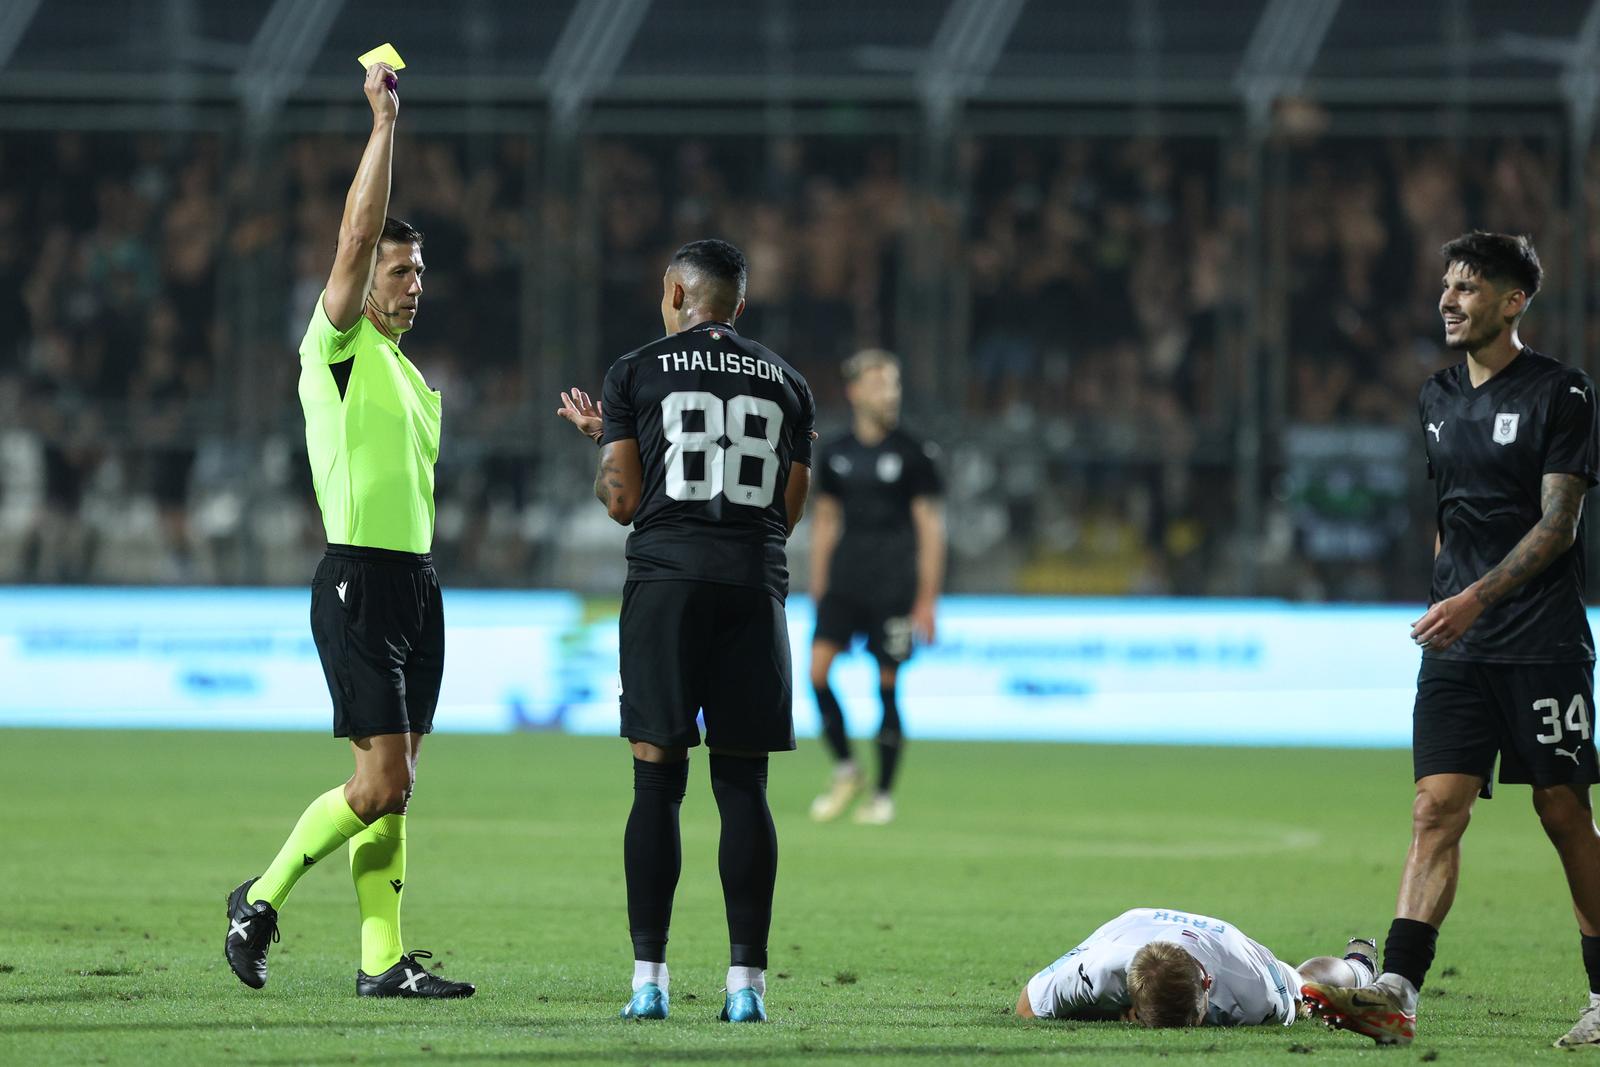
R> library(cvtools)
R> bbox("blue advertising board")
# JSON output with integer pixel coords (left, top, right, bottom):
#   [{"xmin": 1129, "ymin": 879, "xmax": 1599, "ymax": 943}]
[{"xmin": 0, "ymin": 589, "xmax": 1447, "ymax": 747}]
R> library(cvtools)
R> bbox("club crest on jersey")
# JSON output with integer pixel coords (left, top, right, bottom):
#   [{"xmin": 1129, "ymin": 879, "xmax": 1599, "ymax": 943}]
[
  {"xmin": 876, "ymin": 453, "xmax": 903, "ymax": 482},
  {"xmin": 1493, "ymin": 412, "xmax": 1520, "ymax": 445}
]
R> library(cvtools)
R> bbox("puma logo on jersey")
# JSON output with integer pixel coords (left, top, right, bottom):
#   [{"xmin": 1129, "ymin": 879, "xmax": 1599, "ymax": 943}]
[
  {"xmin": 1427, "ymin": 421, "xmax": 1444, "ymax": 441},
  {"xmin": 1557, "ymin": 746, "xmax": 1583, "ymax": 765},
  {"xmin": 1573, "ymin": 386, "xmax": 1590, "ymax": 401}
]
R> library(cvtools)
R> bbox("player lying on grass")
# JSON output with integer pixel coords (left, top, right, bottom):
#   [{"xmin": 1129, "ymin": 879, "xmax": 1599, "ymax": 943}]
[{"xmin": 1015, "ymin": 908, "xmax": 1373, "ymax": 1027}]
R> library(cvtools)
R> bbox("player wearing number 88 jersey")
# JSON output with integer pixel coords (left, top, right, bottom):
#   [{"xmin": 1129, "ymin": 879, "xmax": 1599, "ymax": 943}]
[
  {"xmin": 556, "ymin": 238, "xmax": 814, "ymax": 1024},
  {"xmin": 599, "ymin": 312, "xmax": 813, "ymax": 603}
]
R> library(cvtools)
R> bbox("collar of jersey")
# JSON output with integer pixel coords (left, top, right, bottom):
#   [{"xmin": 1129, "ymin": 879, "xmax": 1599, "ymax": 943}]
[
  {"xmin": 1461, "ymin": 346, "xmax": 1534, "ymax": 391},
  {"xmin": 679, "ymin": 321, "xmax": 737, "ymax": 336}
]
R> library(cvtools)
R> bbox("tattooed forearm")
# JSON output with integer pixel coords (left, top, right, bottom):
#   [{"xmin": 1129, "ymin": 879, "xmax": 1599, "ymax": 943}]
[
  {"xmin": 594, "ymin": 454, "xmax": 624, "ymax": 507},
  {"xmin": 591, "ymin": 439, "xmax": 641, "ymax": 524},
  {"xmin": 1473, "ymin": 473, "xmax": 1587, "ymax": 608}
]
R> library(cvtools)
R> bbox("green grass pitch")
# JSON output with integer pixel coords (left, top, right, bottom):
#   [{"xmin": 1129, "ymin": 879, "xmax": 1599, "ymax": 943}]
[{"xmin": 0, "ymin": 729, "xmax": 1591, "ymax": 1063}]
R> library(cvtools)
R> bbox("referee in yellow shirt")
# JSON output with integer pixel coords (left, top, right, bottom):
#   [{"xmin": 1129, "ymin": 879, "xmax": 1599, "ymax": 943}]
[{"xmin": 223, "ymin": 59, "xmax": 473, "ymax": 999}]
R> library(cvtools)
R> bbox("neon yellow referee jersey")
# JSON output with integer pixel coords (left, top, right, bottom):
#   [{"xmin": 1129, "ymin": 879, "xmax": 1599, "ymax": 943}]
[{"xmin": 298, "ymin": 294, "xmax": 441, "ymax": 554}]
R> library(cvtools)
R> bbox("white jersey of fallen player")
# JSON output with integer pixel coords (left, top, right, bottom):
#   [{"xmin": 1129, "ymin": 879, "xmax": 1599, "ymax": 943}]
[{"xmin": 1025, "ymin": 908, "xmax": 1300, "ymax": 1027}]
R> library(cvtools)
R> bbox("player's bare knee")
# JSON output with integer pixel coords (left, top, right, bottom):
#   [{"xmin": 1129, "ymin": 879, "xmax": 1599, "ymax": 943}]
[
  {"xmin": 345, "ymin": 786, "xmax": 384, "ymax": 823},
  {"xmin": 349, "ymin": 763, "xmax": 413, "ymax": 818},
  {"xmin": 631, "ymin": 739, "xmax": 689, "ymax": 764},
  {"xmin": 810, "ymin": 641, "xmax": 841, "ymax": 688},
  {"xmin": 349, "ymin": 782, "xmax": 407, "ymax": 821},
  {"xmin": 1534, "ymin": 785, "xmax": 1597, "ymax": 843},
  {"xmin": 1411, "ymin": 788, "xmax": 1472, "ymax": 841},
  {"xmin": 374, "ymin": 780, "xmax": 410, "ymax": 816}
]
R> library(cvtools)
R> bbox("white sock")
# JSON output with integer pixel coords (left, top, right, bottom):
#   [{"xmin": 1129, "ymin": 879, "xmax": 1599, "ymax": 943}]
[
  {"xmin": 727, "ymin": 965, "xmax": 764, "ymax": 996},
  {"xmin": 1349, "ymin": 955, "xmax": 1376, "ymax": 986},
  {"xmin": 633, "ymin": 960, "xmax": 668, "ymax": 994},
  {"xmin": 835, "ymin": 761, "xmax": 859, "ymax": 782},
  {"xmin": 1588, "ymin": 990, "xmax": 1600, "ymax": 1009},
  {"xmin": 1375, "ymin": 971, "xmax": 1419, "ymax": 1012}
]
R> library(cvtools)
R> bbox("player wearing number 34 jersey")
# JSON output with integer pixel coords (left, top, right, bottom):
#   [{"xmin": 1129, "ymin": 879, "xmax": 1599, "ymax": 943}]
[
  {"xmin": 1304, "ymin": 233, "xmax": 1600, "ymax": 1050},
  {"xmin": 557, "ymin": 239, "xmax": 815, "ymax": 1026}
]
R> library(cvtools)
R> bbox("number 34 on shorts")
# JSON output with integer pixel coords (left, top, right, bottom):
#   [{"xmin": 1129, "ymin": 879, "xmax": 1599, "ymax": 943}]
[{"xmin": 1535, "ymin": 693, "xmax": 1592, "ymax": 746}]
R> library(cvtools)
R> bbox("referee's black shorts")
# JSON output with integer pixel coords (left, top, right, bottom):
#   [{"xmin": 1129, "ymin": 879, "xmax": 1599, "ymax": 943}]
[
  {"xmin": 1413, "ymin": 656, "xmax": 1599, "ymax": 799},
  {"xmin": 310, "ymin": 544, "xmax": 444, "ymax": 739},
  {"xmin": 618, "ymin": 579, "xmax": 796, "ymax": 752}
]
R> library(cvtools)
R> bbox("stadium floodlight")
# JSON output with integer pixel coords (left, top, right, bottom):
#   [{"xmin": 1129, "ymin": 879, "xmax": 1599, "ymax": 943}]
[
  {"xmin": 235, "ymin": 0, "xmax": 348, "ymax": 132},
  {"xmin": 1557, "ymin": 0, "xmax": 1600, "ymax": 136},
  {"xmin": 917, "ymin": 0, "xmax": 1026, "ymax": 129},
  {"xmin": 0, "ymin": 0, "xmax": 43, "ymax": 74},
  {"xmin": 1234, "ymin": 0, "xmax": 1342, "ymax": 126},
  {"xmin": 542, "ymin": 0, "xmax": 652, "ymax": 132}
]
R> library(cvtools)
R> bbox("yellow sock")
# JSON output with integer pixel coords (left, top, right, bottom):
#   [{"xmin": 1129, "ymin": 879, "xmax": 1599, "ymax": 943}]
[
  {"xmin": 251, "ymin": 786, "xmax": 367, "ymax": 910},
  {"xmin": 350, "ymin": 814, "xmax": 406, "ymax": 975}
]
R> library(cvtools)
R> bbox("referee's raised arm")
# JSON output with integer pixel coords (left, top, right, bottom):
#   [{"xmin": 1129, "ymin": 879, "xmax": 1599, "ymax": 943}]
[{"xmin": 324, "ymin": 62, "xmax": 400, "ymax": 332}]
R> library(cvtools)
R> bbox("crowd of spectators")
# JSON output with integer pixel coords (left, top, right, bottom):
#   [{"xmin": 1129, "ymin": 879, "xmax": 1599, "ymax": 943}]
[
  {"xmin": 1275, "ymin": 130, "xmax": 1568, "ymax": 599},
  {"xmin": 588, "ymin": 136, "xmax": 914, "ymax": 412},
  {"xmin": 0, "ymin": 115, "xmax": 1588, "ymax": 599}
]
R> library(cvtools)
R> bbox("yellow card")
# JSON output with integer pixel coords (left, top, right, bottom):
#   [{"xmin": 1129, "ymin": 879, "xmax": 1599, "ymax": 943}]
[{"xmin": 357, "ymin": 43, "xmax": 406, "ymax": 71}]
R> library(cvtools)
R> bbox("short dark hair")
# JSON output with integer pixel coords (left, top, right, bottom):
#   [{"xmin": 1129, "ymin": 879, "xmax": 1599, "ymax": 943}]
[
  {"xmin": 381, "ymin": 215, "xmax": 425, "ymax": 248},
  {"xmin": 1441, "ymin": 231, "xmax": 1541, "ymax": 300},
  {"xmin": 671, "ymin": 239, "xmax": 747, "ymax": 306}
]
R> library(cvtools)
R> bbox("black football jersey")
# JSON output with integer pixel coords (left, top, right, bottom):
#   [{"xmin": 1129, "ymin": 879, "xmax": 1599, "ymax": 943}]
[
  {"xmin": 1419, "ymin": 348, "xmax": 1599, "ymax": 662},
  {"xmin": 601, "ymin": 321, "xmax": 816, "ymax": 599},
  {"xmin": 815, "ymin": 427, "xmax": 943, "ymax": 603}
]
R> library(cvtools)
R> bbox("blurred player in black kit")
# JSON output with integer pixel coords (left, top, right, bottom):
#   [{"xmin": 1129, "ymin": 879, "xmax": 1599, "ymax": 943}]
[
  {"xmin": 1301, "ymin": 233, "xmax": 1600, "ymax": 1049},
  {"xmin": 557, "ymin": 239, "xmax": 815, "ymax": 1025},
  {"xmin": 807, "ymin": 350, "xmax": 945, "ymax": 826}
]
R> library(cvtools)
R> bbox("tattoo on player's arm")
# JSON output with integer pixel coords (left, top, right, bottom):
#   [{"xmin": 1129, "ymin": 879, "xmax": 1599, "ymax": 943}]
[
  {"xmin": 1474, "ymin": 473, "xmax": 1588, "ymax": 608},
  {"xmin": 594, "ymin": 454, "xmax": 620, "ymax": 507}
]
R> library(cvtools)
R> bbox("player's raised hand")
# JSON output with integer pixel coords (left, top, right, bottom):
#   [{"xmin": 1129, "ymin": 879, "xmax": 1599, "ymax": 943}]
[
  {"xmin": 364, "ymin": 62, "xmax": 399, "ymax": 121},
  {"xmin": 557, "ymin": 387, "xmax": 605, "ymax": 444},
  {"xmin": 1410, "ymin": 589, "xmax": 1484, "ymax": 652}
]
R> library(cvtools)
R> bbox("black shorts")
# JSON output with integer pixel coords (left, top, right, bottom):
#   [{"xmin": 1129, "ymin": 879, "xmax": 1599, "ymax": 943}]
[
  {"xmin": 813, "ymin": 589, "xmax": 915, "ymax": 666},
  {"xmin": 310, "ymin": 544, "xmax": 444, "ymax": 739},
  {"xmin": 618, "ymin": 579, "xmax": 795, "ymax": 752},
  {"xmin": 1413, "ymin": 657, "xmax": 1599, "ymax": 799}
]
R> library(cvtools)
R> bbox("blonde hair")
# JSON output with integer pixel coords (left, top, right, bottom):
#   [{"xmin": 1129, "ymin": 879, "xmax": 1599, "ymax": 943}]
[
  {"xmin": 841, "ymin": 348, "xmax": 899, "ymax": 382},
  {"xmin": 1126, "ymin": 942, "xmax": 1206, "ymax": 1028}
]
